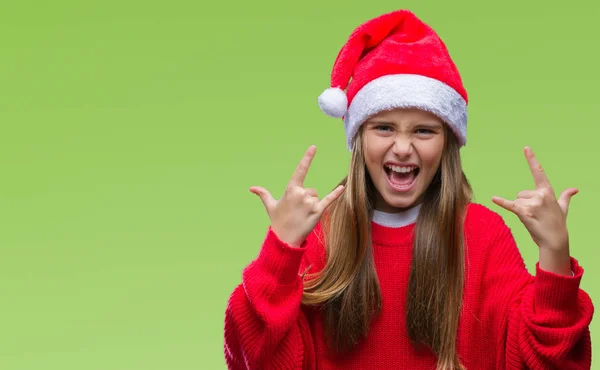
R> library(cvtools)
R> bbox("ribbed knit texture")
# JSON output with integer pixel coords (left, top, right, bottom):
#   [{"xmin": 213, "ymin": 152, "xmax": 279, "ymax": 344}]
[{"xmin": 224, "ymin": 203, "xmax": 594, "ymax": 369}]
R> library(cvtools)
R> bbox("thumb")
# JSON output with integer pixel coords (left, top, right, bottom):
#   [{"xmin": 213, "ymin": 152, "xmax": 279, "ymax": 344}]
[
  {"xmin": 558, "ymin": 188, "xmax": 578, "ymax": 216},
  {"xmin": 249, "ymin": 186, "xmax": 276, "ymax": 216}
]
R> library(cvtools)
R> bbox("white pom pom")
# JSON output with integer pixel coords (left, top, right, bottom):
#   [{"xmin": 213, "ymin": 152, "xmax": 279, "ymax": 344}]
[{"xmin": 317, "ymin": 87, "xmax": 347, "ymax": 118}]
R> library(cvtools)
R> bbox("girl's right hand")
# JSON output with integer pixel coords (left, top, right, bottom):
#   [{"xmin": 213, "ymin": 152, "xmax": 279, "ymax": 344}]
[{"xmin": 250, "ymin": 145, "xmax": 345, "ymax": 248}]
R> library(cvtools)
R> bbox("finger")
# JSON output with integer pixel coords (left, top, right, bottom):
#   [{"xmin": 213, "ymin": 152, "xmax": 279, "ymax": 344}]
[
  {"xmin": 305, "ymin": 188, "xmax": 318, "ymax": 198},
  {"xmin": 517, "ymin": 190, "xmax": 537, "ymax": 199},
  {"xmin": 524, "ymin": 146, "xmax": 551, "ymax": 189},
  {"xmin": 491, "ymin": 196, "xmax": 521, "ymax": 215},
  {"xmin": 316, "ymin": 185, "xmax": 345, "ymax": 213},
  {"xmin": 558, "ymin": 188, "xmax": 578, "ymax": 216},
  {"xmin": 249, "ymin": 186, "xmax": 277, "ymax": 215},
  {"xmin": 289, "ymin": 145, "xmax": 317, "ymax": 187}
]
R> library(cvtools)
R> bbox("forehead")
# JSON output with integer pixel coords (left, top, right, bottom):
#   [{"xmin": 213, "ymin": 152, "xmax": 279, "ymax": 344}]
[{"xmin": 367, "ymin": 108, "xmax": 443, "ymax": 124}]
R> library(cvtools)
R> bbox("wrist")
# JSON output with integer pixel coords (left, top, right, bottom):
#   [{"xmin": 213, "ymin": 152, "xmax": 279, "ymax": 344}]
[
  {"xmin": 271, "ymin": 227, "xmax": 304, "ymax": 248},
  {"xmin": 538, "ymin": 246, "xmax": 571, "ymax": 276}
]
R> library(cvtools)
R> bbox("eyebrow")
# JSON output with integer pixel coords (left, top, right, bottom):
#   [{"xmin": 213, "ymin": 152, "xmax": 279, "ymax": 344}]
[
  {"xmin": 415, "ymin": 122, "xmax": 444, "ymax": 129},
  {"xmin": 366, "ymin": 120, "xmax": 443, "ymax": 128}
]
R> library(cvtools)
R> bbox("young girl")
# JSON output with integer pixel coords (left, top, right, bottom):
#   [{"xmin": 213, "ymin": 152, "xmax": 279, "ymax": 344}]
[{"xmin": 223, "ymin": 9, "xmax": 594, "ymax": 370}]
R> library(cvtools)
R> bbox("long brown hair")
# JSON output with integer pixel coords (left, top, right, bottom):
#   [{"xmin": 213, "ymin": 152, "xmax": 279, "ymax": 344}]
[{"xmin": 302, "ymin": 123, "xmax": 472, "ymax": 369}]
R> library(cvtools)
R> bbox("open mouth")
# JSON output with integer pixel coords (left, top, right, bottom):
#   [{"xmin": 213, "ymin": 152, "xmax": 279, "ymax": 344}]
[{"xmin": 384, "ymin": 164, "xmax": 420, "ymax": 188}]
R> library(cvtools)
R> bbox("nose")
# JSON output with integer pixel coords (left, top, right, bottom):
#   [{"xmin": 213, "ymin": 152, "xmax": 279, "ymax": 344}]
[{"xmin": 391, "ymin": 136, "xmax": 413, "ymax": 157}]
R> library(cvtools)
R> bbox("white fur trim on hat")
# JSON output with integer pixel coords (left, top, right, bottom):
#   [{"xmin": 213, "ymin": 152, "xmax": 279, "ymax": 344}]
[{"xmin": 343, "ymin": 74, "xmax": 468, "ymax": 151}]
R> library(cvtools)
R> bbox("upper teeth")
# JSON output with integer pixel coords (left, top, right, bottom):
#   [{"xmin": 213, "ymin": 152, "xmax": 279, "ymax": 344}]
[{"xmin": 386, "ymin": 165, "xmax": 417, "ymax": 173}]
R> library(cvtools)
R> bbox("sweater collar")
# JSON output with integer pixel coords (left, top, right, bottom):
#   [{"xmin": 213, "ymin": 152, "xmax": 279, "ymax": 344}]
[
  {"xmin": 370, "ymin": 203, "xmax": 421, "ymax": 246},
  {"xmin": 372, "ymin": 203, "xmax": 421, "ymax": 228}
]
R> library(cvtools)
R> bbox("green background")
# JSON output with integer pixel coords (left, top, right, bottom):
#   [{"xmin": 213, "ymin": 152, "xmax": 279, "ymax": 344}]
[{"xmin": 1, "ymin": 1, "xmax": 598, "ymax": 369}]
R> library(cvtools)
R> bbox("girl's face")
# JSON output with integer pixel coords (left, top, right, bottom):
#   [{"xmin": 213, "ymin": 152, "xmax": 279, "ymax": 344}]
[{"xmin": 362, "ymin": 107, "xmax": 446, "ymax": 212}]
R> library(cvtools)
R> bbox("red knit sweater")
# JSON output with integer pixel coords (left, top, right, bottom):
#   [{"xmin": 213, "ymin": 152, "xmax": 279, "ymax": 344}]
[{"xmin": 224, "ymin": 203, "xmax": 594, "ymax": 369}]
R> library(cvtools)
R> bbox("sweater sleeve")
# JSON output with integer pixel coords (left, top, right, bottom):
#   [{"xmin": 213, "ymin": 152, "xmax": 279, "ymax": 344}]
[
  {"xmin": 223, "ymin": 227, "xmax": 317, "ymax": 370},
  {"xmin": 482, "ymin": 214, "xmax": 594, "ymax": 370}
]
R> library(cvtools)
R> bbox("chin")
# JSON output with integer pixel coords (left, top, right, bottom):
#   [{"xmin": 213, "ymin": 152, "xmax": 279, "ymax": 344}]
[{"xmin": 378, "ymin": 192, "xmax": 421, "ymax": 212}]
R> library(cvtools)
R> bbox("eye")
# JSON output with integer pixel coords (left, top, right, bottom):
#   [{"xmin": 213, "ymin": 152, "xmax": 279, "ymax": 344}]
[
  {"xmin": 374, "ymin": 125, "xmax": 393, "ymax": 132},
  {"xmin": 415, "ymin": 128, "xmax": 435, "ymax": 135}
]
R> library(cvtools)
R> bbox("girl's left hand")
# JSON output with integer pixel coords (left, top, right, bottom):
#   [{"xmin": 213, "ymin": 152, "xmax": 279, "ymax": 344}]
[{"xmin": 491, "ymin": 146, "xmax": 578, "ymax": 252}]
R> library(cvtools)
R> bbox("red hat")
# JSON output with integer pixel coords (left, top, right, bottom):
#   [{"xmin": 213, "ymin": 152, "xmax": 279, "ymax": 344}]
[{"xmin": 317, "ymin": 10, "xmax": 469, "ymax": 150}]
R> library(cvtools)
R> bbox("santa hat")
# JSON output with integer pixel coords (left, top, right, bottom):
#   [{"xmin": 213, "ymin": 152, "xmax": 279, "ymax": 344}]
[{"xmin": 317, "ymin": 10, "xmax": 468, "ymax": 151}]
